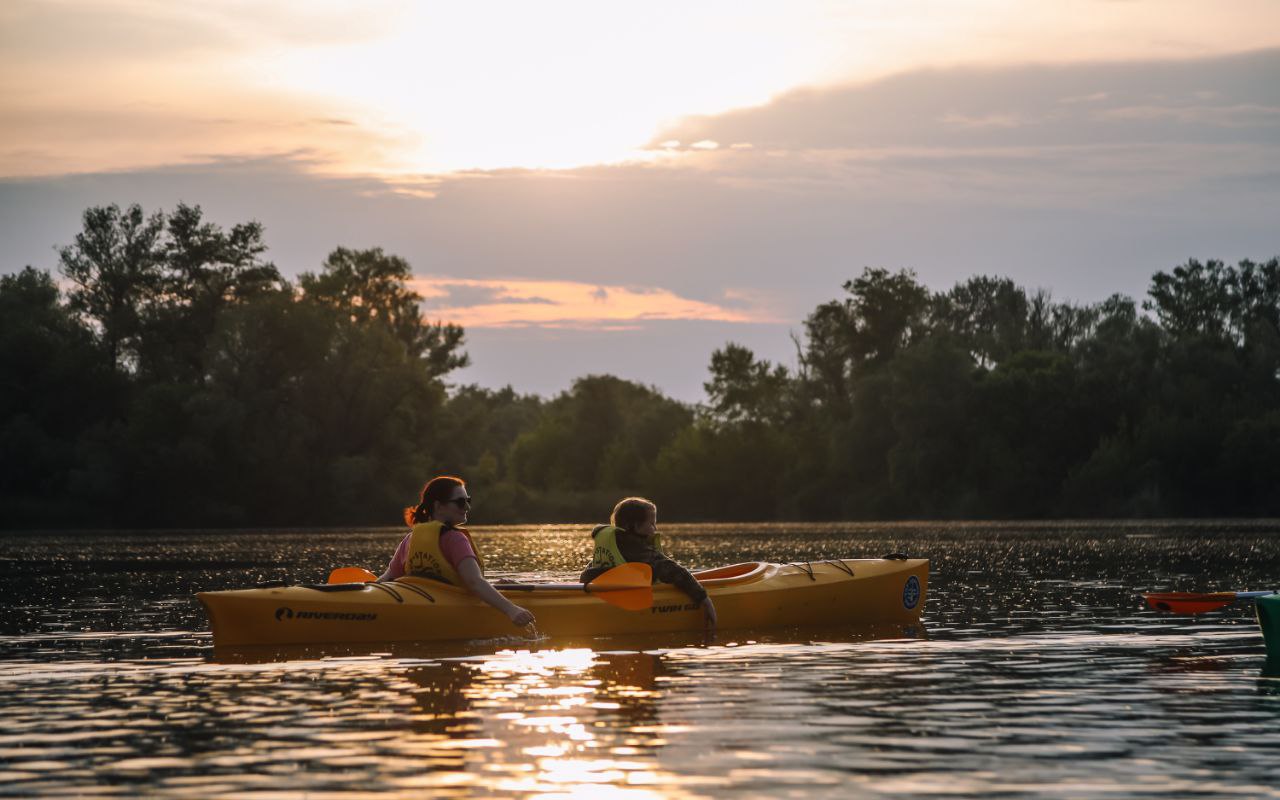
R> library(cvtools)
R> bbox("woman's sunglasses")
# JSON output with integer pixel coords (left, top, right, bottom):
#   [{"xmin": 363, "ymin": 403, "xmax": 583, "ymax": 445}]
[{"xmin": 444, "ymin": 495, "xmax": 472, "ymax": 508}]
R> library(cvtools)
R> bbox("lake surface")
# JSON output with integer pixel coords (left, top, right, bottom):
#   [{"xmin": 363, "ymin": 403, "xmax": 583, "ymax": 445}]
[{"xmin": 2, "ymin": 521, "xmax": 1278, "ymax": 798}]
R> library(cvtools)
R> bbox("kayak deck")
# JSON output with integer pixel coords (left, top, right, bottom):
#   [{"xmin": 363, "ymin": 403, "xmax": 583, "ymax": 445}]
[{"xmin": 197, "ymin": 558, "xmax": 928, "ymax": 647}]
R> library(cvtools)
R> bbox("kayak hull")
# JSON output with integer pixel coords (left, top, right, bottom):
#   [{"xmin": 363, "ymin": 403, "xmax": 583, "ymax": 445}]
[
  {"xmin": 1259, "ymin": 593, "xmax": 1280, "ymax": 663},
  {"xmin": 197, "ymin": 558, "xmax": 928, "ymax": 647}
]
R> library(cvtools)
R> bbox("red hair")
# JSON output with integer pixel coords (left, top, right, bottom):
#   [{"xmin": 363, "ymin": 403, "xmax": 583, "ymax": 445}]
[{"xmin": 404, "ymin": 475, "xmax": 465, "ymax": 526}]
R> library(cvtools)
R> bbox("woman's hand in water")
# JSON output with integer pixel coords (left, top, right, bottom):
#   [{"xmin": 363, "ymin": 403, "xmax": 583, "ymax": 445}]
[{"xmin": 508, "ymin": 605, "xmax": 535, "ymax": 627}]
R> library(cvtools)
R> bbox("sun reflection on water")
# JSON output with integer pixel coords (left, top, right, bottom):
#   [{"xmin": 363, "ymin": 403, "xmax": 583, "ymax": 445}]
[{"xmin": 406, "ymin": 647, "xmax": 681, "ymax": 796}]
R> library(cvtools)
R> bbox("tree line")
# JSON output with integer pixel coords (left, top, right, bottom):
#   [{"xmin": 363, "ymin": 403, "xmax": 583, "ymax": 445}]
[{"xmin": 2, "ymin": 203, "xmax": 1277, "ymax": 527}]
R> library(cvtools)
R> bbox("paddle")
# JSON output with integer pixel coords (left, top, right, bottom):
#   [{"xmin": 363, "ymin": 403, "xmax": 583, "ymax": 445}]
[
  {"xmin": 326, "ymin": 562, "xmax": 655, "ymax": 611},
  {"xmin": 497, "ymin": 562, "xmax": 654, "ymax": 611},
  {"xmin": 1144, "ymin": 590, "xmax": 1277, "ymax": 614}
]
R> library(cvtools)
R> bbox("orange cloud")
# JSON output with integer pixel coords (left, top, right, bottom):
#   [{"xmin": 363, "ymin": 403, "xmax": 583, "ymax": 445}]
[{"xmin": 409, "ymin": 278, "xmax": 779, "ymax": 329}]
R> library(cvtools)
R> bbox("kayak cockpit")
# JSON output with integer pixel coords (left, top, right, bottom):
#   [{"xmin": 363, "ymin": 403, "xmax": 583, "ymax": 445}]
[{"xmin": 693, "ymin": 561, "xmax": 769, "ymax": 585}]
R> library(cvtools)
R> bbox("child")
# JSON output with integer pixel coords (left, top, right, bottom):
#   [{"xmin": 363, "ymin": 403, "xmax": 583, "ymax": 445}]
[{"xmin": 580, "ymin": 497, "xmax": 717, "ymax": 632}]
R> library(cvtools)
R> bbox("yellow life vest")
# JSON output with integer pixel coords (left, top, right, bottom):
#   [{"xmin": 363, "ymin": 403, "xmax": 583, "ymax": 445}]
[
  {"xmin": 406, "ymin": 520, "xmax": 484, "ymax": 585},
  {"xmin": 587, "ymin": 524, "xmax": 664, "ymax": 570}
]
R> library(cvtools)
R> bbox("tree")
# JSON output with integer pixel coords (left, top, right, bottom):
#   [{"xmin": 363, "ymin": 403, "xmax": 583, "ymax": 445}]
[
  {"xmin": 881, "ymin": 337, "xmax": 980, "ymax": 516},
  {"xmin": 800, "ymin": 268, "xmax": 932, "ymax": 412},
  {"xmin": 839, "ymin": 268, "xmax": 933, "ymax": 370},
  {"xmin": 509, "ymin": 375, "xmax": 692, "ymax": 492},
  {"xmin": 169, "ymin": 293, "xmax": 452, "ymax": 525},
  {"xmin": 145, "ymin": 203, "xmax": 286, "ymax": 381},
  {"xmin": 934, "ymin": 275, "xmax": 1030, "ymax": 366},
  {"xmin": 15, "ymin": 205, "xmax": 1280, "ymax": 527},
  {"xmin": 434, "ymin": 385, "xmax": 545, "ymax": 477},
  {"xmin": 1146, "ymin": 259, "xmax": 1229, "ymax": 339},
  {"xmin": 0, "ymin": 268, "xmax": 119, "ymax": 523},
  {"xmin": 704, "ymin": 343, "xmax": 791, "ymax": 425},
  {"xmin": 970, "ymin": 350, "xmax": 1085, "ymax": 516},
  {"xmin": 58, "ymin": 204, "xmax": 166, "ymax": 368},
  {"xmin": 300, "ymin": 247, "xmax": 469, "ymax": 378},
  {"xmin": 651, "ymin": 421, "xmax": 789, "ymax": 521},
  {"xmin": 1232, "ymin": 258, "xmax": 1280, "ymax": 339}
]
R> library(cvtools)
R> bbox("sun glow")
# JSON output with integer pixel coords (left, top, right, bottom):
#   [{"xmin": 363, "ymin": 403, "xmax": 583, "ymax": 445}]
[{"xmin": 248, "ymin": 2, "xmax": 852, "ymax": 174}]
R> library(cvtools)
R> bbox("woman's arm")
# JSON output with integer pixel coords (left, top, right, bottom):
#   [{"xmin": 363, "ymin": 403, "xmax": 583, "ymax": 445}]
[
  {"xmin": 378, "ymin": 533, "xmax": 411, "ymax": 582},
  {"xmin": 456, "ymin": 557, "xmax": 535, "ymax": 627}
]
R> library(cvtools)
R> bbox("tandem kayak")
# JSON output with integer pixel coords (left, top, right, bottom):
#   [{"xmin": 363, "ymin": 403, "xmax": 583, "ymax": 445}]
[
  {"xmin": 1259, "ymin": 593, "xmax": 1280, "ymax": 663},
  {"xmin": 197, "ymin": 557, "xmax": 928, "ymax": 647}
]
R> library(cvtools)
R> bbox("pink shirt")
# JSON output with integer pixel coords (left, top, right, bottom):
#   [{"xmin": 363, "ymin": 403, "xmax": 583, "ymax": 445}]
[{"xmin": 380, "ymin": 528, "xmax": 477, "ymax": 581}]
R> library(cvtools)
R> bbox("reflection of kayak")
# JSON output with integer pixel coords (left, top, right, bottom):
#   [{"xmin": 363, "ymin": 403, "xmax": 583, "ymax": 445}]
[
  {"xmin": 197, "ymin": 558, "xmax": 928, "ymax": 647},
  {"xmin": 208, "ymin": 622, "xmax": 927, "ymax": 664},
  {"xmin": 1260, "ymin": 594, "xmax": 1280, "ymax": 662}
]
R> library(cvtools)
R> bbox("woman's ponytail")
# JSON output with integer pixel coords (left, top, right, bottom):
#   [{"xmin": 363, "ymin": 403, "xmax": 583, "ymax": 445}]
[{"xmin": 403, "ymin": 501, "xmax": 430, "ymax": 527}]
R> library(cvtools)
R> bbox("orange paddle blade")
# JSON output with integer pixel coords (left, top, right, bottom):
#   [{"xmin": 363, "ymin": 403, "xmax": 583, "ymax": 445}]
[
  {"xmin": 588, "ymin": 562, "xmax": 653, "ymax": 590},
  {"xmin": 587, "ymin": 563, "xmax": 654, "ymax": 611},
  {"xmin": 328, "ymin": 566, "xmax": 378, "ymax": 584},
  {"xmin": 1144, "ymin": 592, "xmax": 1237, "ymax": 614},
  {"xmin": 593, "ymin": 586, "xmax": 654, "ymax": 611}
]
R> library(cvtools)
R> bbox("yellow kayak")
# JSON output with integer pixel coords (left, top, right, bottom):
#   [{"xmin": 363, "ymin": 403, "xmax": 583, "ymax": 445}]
[{"xmin": 197, "ymin": 558, "xmax": 928, "ymax": 647}]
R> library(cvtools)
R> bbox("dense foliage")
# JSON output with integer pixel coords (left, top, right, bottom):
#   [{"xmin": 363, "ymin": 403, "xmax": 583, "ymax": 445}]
[
  {"xmin": 667, "ymin": 263, "xmax": 1280, "ymax": 520},
  {"xmin": 2, "ymin": 202, "xmax": 1276, "ymax": 526}
]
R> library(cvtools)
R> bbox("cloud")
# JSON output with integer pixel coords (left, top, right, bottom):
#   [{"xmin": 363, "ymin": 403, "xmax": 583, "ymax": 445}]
[
  {"xmin": 940, "ymin": 113, "xmax": 1034, "ymax": 130},
  {"xmin": 419, "ymin": 282, "xmax": 555, "ymax": 308},
  {"xmin": 0, "ymin": 99, "xmax": 417, "ymax": 180},
  {"xmin": 1059, "ymin": 92, "xmax": 1111, "ymax": 104},
  {"xmin": 0, "ymin": 0, "xmax": 404, "ymax": 61},
  {"xmin": 1097, "ymin": 103, "xmax": 1280, "ymax": 126},
  {"xmin": 622, "ymin": 48, "xmax": 1280, "ymax": 217},
  {"xmin": 0, "ymin": 1, "xmax": 418, "ymax": 179},
  {"xmin": 409, "ymin": 278, "xmax": 778, "ymax": 329},
  {"xmin": 650, "ymin": 48, "xmax": 1280, "ymax": 151}
]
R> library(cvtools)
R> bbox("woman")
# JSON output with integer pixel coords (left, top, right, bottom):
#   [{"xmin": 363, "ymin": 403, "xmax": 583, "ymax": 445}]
[{"xmin": 380, "ymin": 475, "xmax": 534, "ymax": 628}]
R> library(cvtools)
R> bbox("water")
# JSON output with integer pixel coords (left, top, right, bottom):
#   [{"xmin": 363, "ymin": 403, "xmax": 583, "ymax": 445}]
[{"xmin": 2, "ymin": 521, "xmax": 1278, "ymax": 797}]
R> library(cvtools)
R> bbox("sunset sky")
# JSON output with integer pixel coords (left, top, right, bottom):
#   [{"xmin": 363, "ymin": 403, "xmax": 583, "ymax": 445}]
[{"xmin": 3, "ymin": 0, "xmax": 1278, "ymax": 399}]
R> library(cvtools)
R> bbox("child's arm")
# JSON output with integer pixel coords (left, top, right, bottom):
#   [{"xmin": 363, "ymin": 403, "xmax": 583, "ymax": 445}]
[
  {"xmin": 652, "ymin": 558, "xmax": 716, "ymax": 632},
  {"xmin": 651, "ymin": 557, "xmax": 708, "ymax": 606},
  {"xmin": 701, "ymin": 596, "xmax": 717, "ymax": 632}
]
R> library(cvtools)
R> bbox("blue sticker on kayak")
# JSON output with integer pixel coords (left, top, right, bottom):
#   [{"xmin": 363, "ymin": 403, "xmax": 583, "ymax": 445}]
[{"xmin": 903, "ymin": 576, "xmax": 920, "ymax": 610}]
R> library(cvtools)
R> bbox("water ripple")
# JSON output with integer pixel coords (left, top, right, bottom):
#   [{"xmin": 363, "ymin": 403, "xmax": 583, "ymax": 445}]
[{"xmin": 1, "ymin": 522, "xmax": 1278, "ymax": 797}]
